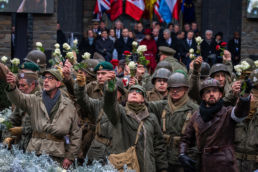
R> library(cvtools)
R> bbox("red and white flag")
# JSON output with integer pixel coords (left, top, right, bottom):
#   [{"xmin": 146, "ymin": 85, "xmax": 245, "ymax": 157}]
[
  {"xmin": 107, "ymin": 0, "xmax": 123, "ymax": 21},
  {"xmin": 154, "ymin": 0, "xmax": 164, "ymax": 23},
  {"xmin": 125, "ymin": 0, "xmax": 145, "ymax": 21}
]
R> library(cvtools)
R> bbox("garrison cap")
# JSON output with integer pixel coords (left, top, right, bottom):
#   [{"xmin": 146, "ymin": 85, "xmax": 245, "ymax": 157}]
[{"xmin": 158, "ymin": 46, "xmax": 176, "ymax": 56}]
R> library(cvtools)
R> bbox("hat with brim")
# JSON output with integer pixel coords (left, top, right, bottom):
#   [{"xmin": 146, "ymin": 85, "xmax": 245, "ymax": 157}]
[
  {"xmin": 18, "ymin": 71, "xmax": 38, "ymax": 80},
  {"xmin": 43, "ymin": 69, "xmax": 63, "ymax": 81},
  {"xmin": 158, "ymin": 46, "xmax": 176, "ymax": 56}
]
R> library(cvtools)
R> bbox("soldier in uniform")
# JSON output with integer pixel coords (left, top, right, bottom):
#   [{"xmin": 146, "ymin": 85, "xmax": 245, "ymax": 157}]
[
  {"xmin": 75, "ymin": 70, "xmax": 126, "ymax": 163},
  {"xmin": 146, "ymin": 68, "xmax": 171, "ymax": 101},
  {"xmin": 5, "ymin": 69, "xmax": 81, "ymax": 169},
  {"xmin": 103, "ymin": 83, "xmax": 168, "ymax": 172},
  {"xmin": 234, "ymin": 69, "xmax": 258, "ymax": 172},
  {"xmin": 3, "ymin": 71, "xmax": 40, "ymax": 151},
  {"xmin": 179, "ymin": 78, "xmax": 252, "ymax": 172},
  {"xmin": 158, "ymin": 46, "xmax": 187, "ymax": 73},
  {"xmin": 147, "ymin": 72, "xmax": 199, "ymax": 172},
  {"xmin": 209, "ymin": 63, "xmax": 241, "ymax": 106}
]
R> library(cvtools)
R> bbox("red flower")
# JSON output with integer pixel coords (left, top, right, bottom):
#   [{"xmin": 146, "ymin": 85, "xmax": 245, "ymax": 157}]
[
  {"xmin": 216, "ymin": 45, "xmax": 221, "ymax": 51},
  {"xmin": 122, "ymin": 78, "xmax": 128, "ymax": 86},
  {"xmin": 123, "ymin": 51, "xmax": 131, "ymax": 55},
  {"xmin": 221, "ymin": 42, "xmax": 227, "ymax": 47},
  {"xmin": 110, "ymin": 59, "xmax": 119, "ymax": 69}
]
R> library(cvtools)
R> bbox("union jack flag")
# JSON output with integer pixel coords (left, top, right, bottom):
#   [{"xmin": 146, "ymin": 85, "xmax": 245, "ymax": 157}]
[
  {"xmin": 154, "ymin": 0, "xmax": 164, "ymax": 23},
  {"xmin": 94, "ymin": 0, "xmax": 112, "ymax": 19}
]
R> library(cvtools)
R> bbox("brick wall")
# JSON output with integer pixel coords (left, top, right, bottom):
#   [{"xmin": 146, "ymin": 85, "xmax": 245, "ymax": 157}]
[
  {"xmin": 0, "ymin": 14, "xmax": 11, "ymax": 57},
  {"xmin": 33, "ymin": 0, "xmax": 57, "ymax": 51},
  {"xmin": 241, "ymin": 0, "xmax": 258, "ymax": 57}
]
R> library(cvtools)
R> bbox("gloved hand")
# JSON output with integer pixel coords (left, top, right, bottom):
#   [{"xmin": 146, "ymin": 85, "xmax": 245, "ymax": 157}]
[
  {"xmin": 179, "ymin": 154, "xmax": 196, "ymax": 171},
  {"xmin": 76, "ymin": 71, "xmax": 86, "ymax": 87},
  {"xmin": 3, "ymin": 137, "xmax": 14, "ymax": 149},
  {"xmin": 9, "ymin": 127, "xmax": 23, "ymax": 136}
]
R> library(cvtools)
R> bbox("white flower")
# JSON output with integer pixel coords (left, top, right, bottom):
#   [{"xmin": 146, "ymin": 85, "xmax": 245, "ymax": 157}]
[
  {"xmin": 128, "ymin": 61, "xmax": 137, "ymax": 69},
  {"xmin": 240, "ymin": 61, "xmax": 250, "ymax": 70},
  {"xmin": 137, "ymin": 45, "xmax": 147, "ymax": 53},
  {"xmin": 36, "ymin": 42, "xmax": 42, "ymax": 47},
  {"xmin": 1, "ymin": 56, "xmax": 8, "ymax": 63},
  {"xmin": 73, "ymin": 39, "xmax": 78, "ymax": 46},
  {"xmin": 132, "ymin": 41, "xmax": 138, "ymax": 47},
  {"xmin": 236, "ymin": 72, "xmax": 242, "ymax": 76},
  {"xmin": 10, "ymin": 58, "xmax": 20, "ymax": 66},
  {"xmin": 63, "ymin": 43, "xmax": 71, "ymax": 51},
  {"xmin": 195, "ymin": 36, "xmax": 203, "ymax": 44},
  {"xmin": 234, "ymin": 65, "xmax": 243, "ymax": 75},
  {"xmin": 255, "ymin": 60, "xmax": 258, "ymax": 67},
  {"xmin": 0, "ymin": 117, "xmax": 5, "ymax": 123},
  {"xmin": 189, "ymin": 48, "xmax": 194, "ymax": 54},
  {"xmin": 189, "ymin": 54, "xmax": 195, "ymax": 59},
  {"xmin": 82, "ymin": 52, "xmax": 91, "ymax": 60},
  {"xmin": 66, "ymin": 52, "xmax": 74, "ymax": 59},
  {"xmin": 54, "ymin": 43, "xmax": 60, "ymax": 49},
  {"xmin": 54, "ymin": 49, "xmax": 61, "ymax": 56}
]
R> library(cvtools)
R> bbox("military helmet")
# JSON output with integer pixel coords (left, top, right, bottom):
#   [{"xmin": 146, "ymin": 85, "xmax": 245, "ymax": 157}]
[
  {"xmin": 24, "ymin": 50, "xmax": 46, "ymax": 67},
  {"xmin": 81, "ymin": 59, "xmax": 99, "ymax": 76},
  {"xmin": 240, "ymin": 57, "xmax": 256, "ymax": 71},
  {"xmin": 151, "ymin": 68, "xmax": 171, "ymax": 84},
  {"xmin": 167, "ymin": 72, "xmax": 189, "ymax": 89},
  {"xmin": 156, "ymin": 60, "xmax": 172, "ymax": 72},
  {"xmin": 200, "ymin": 77, "xmax": 223, "ymax": 96},
  {"xmin": 200, "ymin": 62, "xmax": 210, "ymax": 79},
  {"xmin": 249, "ymin": 69, "xmax": 258, "ymax": 87},
  {"xmin": 128, "ymin": 84, "xmax": 146, "ymax": 97},
  {"xmin": 209, "ymin": 63, "xmax": 230, "ymax": 77}
]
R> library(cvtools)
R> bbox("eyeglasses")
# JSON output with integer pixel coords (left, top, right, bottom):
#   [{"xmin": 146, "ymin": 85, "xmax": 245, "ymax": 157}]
[
  {"xmin": 129, "ymin": 89, "xmax": 143, "ymax": 95},
  {"xmin": 42, "ymin": 75, "xmax": 56, "ymax": 81}
]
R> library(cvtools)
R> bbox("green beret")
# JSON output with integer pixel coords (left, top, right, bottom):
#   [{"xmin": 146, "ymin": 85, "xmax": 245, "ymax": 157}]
[
  {"xmin": 43, "ymin": 69, "xmax": 63, "ymax": 81},
  {"xmin": 94, "ymin": 61, "xmax": 113, "ymax": 72},
  {"xmin": 158, "ymin": 46, "xmax": 176, "ymax": 56},
  {"xmin": 20, "ymin": 62, "xmax": 40, "ymax": 72}
]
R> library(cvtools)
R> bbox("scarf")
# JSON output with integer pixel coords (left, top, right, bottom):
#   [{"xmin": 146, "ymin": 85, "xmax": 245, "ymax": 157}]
[
  {"xmin": 42, "ymin": 89, "xmax": 61, "ymax": 117},
  {"xmin": 126, "ymin": 102, "xmax": 146, "ymax": 114},
  {"xmin": 168, "ymin": 93, "xmax": 189, "ymax": 113},
  {"xmin": 248, "ymin": 88, "xmax": 258, "ymax": 119},
  {"xmin": 199, "ymin": 99, "xmax": 223, "ymax": 122}
]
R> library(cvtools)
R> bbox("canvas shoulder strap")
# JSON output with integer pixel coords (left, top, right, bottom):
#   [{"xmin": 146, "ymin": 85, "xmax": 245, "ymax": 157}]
[
  {"xmin": 181, "ymin": 111, "xmax": 192, "ymax": 134},
  {"xmin": 134, "ymin": 121, "xmax": 144, "ymax": 145},
  {"xmin": 95, "ymin": 109, "xmax": 104, "ymax": 135},
  {"xmin": 161, "ymin": 110, "xmax": 167, "ymax": 133}
]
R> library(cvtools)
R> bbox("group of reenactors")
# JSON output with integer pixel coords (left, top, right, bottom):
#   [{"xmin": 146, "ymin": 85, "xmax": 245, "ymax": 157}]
[{"xmin": 0, "ymin": 45, "xmax": 257, "ymax": 172}]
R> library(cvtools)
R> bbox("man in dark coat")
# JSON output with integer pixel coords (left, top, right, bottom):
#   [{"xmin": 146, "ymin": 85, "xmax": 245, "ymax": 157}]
[
  {"xmin": 115, "ymin": 28, "xmax": 133, "ymax": 60},
  {"xmin": 201, "ymin": 30, "xmax": 216, "ymax": 63},
  {"xmin": 94, "ymin": 29, "xmax": 114, "ymax": 61},
  {"xmin": 228, "ymin": 32, "xmax": 241, "ymax": 66},
  {"xmin": 179, "ymin": 78, "xmax": 252, "ymax": 172}
]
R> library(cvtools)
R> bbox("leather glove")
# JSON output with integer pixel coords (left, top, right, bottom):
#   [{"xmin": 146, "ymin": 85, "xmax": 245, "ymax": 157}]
[
  {"xmin": 179, "ymin": 154, "xmax": 196, "ymax": 171},
  {"xmin": 3, "ymin": 137, "xmax": 14, "ymax": 148},
  {"xmin": 76, "ymin": 72, "xmax": 86, "ymax": 87},
  {"xmin": 9, "ymin": 127, "xmax": 23, "ymax": 136},
  {"xmin": 241, "ymin": 78, "xmax": 252, "ymax": 95}
]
